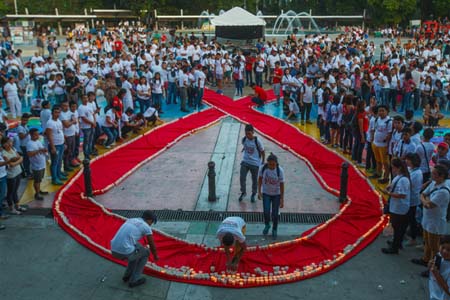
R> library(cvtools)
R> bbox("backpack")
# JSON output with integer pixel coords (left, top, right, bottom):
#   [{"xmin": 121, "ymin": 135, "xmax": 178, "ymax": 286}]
[
  {"xmin": 242, "ymin": 136, "xmax": 261, "ymax": 158},
  {"xmin": 261, "ymin": 163, "xmax": 281, "ymax": 178}
]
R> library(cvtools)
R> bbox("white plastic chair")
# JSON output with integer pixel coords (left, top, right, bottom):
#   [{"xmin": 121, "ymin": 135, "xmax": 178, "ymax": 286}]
[{"xmin": 23, "ymin": 84, "xmax": 34, "ymax": 107}]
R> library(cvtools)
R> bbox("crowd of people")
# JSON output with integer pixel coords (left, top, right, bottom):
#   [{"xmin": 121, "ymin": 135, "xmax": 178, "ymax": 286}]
[{"xmin": 0, "ymin": 22, "xmax": 450, "ymax": 296}]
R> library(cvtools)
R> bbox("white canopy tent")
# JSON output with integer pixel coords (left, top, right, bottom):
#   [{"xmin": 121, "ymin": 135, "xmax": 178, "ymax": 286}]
[{"xmin": 211, "ymin": 7, "xmax": 266, "ymax": 39}]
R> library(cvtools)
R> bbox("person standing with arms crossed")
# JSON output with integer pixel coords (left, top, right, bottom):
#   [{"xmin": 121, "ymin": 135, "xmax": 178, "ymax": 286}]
[
  {"xmin": 239, "ymin": 124, "xmax": 265, "ymax": 203},
  {"xmin": 111, "ymin": 210, "xmax": 159, "ymax": 288},
  {"xmin": 258, "ymin": 153, "xmax": 285, "ymax": 239}
]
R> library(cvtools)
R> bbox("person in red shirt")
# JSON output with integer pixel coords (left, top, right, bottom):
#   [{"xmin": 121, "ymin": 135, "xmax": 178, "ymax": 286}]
[
  {"xmin": 272, "ymin": 61, "xmax": 283, "ymax": 106},
  {"xmin": 352, "ymin": 99, "xmax": 369, "ymax": 165},
  {"xmin": 245, "ymin": 55, "xmax": 255, "ymax": 86},
  {"xmin": 113, "ymin": 38, "xmax": 123, "ymax": 56},
  {"xmin": 250, "ymin": 83, "xmax": 267, "ymax": 107}
]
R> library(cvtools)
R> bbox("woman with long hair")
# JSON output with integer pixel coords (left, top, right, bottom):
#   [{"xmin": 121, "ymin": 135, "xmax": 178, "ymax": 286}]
[{"xmin": 382, "ymin": 157, "xmax": 411, "ymax": 254}]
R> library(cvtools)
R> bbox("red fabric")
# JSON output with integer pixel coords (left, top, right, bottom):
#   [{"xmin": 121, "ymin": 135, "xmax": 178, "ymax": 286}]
[{"xmin": 53, "ymin": 90, "xmax": 387, "ymax": 288}]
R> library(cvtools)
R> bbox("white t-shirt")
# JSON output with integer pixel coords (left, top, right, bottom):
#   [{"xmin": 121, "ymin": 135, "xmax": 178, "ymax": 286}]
[
  {"xmin": 196, "ymin": 71, "xmax": 206, "ymax": 89},
  {"xmin": 17, "ymin": 125, "xmax": 30, "ymax": 148},
  {"xmin": 416, "ymin": 142, "xmax": 435, "ymax": 174},
  {"xmin": 258, "ymin": 165, "xmax": 285, "ymax": 196},
  {"xmin": 373, "ymin": 117, "xmax": 392, "ymax": 147},
  {"xmin": 422, "ymin": 182, "xmax": 450, "ymax": 235},
  {"xmin": 242, "ymin": 136, "xmax": 264, "ymax": 167},
  {"xmin": 388, "ymin": 175, "xmax": 410, "ymax": 215},
  {"xmin": 429, "ymin": 256, "xmax": 450, "ymax": 300},
  {"xmin": 40, "ymin": 109, "xmax": 52, "ymax": 131},
  {"xmin": 216, "ymin": 217, "xmax": 246, "ymax": 244},
  {"xmin": 0, "ymin": 156, "xmax": 7, "ymax": 178},
  {"xmin": 78, "ymin": 104, "xmax": 94, "ymax": 129},
  {"xmin": 102, "ymin": 109, "xmax": 116, "ymax": 128},
  {"xmin": 46, "ymin": 119, "xmax": 64, "ymax": 146},
  {"xmin": 26, "ymin": 140, "xmax": 46, "ymax": 171},
  {"xmin": 110, "ymin": 218, "xmax": 152, "ymax": 255},
  {"xmin": 3, "ymin": 82, "xmax": 18, "ymax": 99},
  {"xmin": 151, "ymin": 79, "xmax": 164, "ymax": 94},
  {"xmin": 289, "ymin": 100, "xmax": 300, "ymax": 114},
  {"xmin": 59, "ymin": 110, "xmax": 76, "ymax": 137},
  {"xmin": 143, "ymin": 106, "xmax": 159, "ymax": 118},
  {"xmin": 84, "ymin": 77, "xmax": 97, "ymax": 94},
  {"xmin": 137, "ymin": 83, "xmax": 151, "ymax": 100},
  {"xmin": 395, "ymin": 140, "xmax": 416, "ymax": 158}
]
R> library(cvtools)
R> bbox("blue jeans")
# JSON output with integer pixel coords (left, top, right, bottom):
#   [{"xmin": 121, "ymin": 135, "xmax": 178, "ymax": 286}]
[
  {"xmin": 152, "ymin": 93, "xmax": 163, "ymax": 109},
  {"xmin": 0, "ymin": 176, "xmax": 6, "ymax": 216},
  {"xmin": 255, "ymin": 72, "xmax": 263, "ymax": 87},
  {"xmin": 381, "ymin": 88, "xmax": 390, "ymax": 106},
  {"xmin": 49, "ymin": 144, "xmax": 64, "ymax": 181},
  {"xmin": 196, "ymin": 87, "xmax": 204, "ymax": 109},
  {"xmin": 137, "ymin": 98, "xmax": 151, "ymax": 114},
  {"xmin": 167, "ymin": 82, "xmax": 177, "ymax": 104},
  {"xmin": 402, "ymin": 92, "xmax": 412, "ymax": 112},
  {"xmin": 102, "ymin": 126, "xmax": 118, "ymax": 146},
  {"xmin": 263, "ymin": 194, "xmax": 281, "ymax": 230},
  {"xmin": 82, "ymin": 128, "xmax": 94, "ymax": 158},
  {"xmin": 20, "ymin": 146, "xmax": 30, "ymax": 176},
  {"xmin": 235, "ymin": 80, "xmax": 243, "ymax": 96}
]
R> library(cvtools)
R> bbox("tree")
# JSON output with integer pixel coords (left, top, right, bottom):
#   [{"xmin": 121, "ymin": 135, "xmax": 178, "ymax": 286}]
[{"xmin": 368, "ymin": 0, "xmax": 416, "ymax": 25}]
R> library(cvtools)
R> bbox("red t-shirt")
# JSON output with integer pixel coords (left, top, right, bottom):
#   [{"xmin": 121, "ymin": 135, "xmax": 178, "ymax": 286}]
[
  {"xmin": 254, "ymin": 86, "xmax": 268, "ymax": 101},
  {"xmin": 112, "ymin": 96, "xmax": 123, "ymax": 118},
  {"xmin": 272, "ymin": 67, "xmax": 283, "ymax": 84},
  {"xmin": 114, "ymin": 40, "xmax": 123, "ymax": 52},
  {"xmin": 357, "ymin": 111, "xmax": 369, "ymax": 133},
  {"xmin": 245, "ymin": 56, "xmax": 255, "ymax": 71}
]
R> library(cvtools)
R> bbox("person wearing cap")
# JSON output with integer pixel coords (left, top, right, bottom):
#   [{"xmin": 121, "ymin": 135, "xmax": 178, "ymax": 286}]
[
  {"xmin": 432, "ymin": 142, "xmax": 450, "ymax": 164},
  {"xmin": 111, "ymin": 210, "xmax": 158, "ymax": 288},
  {"xmin": 216, "ymin": 216, "xmax": 246, "ymax": 272}
]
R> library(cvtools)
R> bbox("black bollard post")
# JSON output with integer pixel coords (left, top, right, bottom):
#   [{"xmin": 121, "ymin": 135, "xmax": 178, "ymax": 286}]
[
  {"xmin": 339, "ymin": 162, "xmax": 349, "ymax": 203},
  {"xmin": 83, "ymin": 159, "xmax": 94, "ymax": 198},
  {"xmin": 208, "ymin": 161, "xmax": 217, "ymax": 202}
]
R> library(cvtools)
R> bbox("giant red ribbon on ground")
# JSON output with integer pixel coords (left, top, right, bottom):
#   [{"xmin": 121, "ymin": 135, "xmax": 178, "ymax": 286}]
[{"xmin": 53, "ymin": 90, "xmax": 387, "ymax": 288}]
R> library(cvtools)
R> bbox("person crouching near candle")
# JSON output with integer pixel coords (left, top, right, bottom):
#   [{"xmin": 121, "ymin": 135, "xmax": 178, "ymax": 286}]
[{"xmin": 216, "ymin": 216, "xmax": 246, "ymax": 272}]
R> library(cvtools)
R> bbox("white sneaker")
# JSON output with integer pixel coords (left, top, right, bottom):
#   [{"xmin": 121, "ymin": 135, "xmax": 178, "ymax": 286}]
[{"xmin": 9, "ymin": 208, "xmax": 21, "ymax": 215}]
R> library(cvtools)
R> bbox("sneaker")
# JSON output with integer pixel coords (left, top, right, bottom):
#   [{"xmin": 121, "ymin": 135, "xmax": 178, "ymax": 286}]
[
  {"xmin": 9, "ymin": 207, "xmax": 21, "ymax": 215},
  {"xmin": 71, "ymin": 159, "xmax": 80, "ymax": 167},
  {"xmin": 104, "ymin": 145, "xmax": 111, "ymax": 149},
  {"xmin": 251, "ymin": 193, "xmax": 256, "ymax": 203},
  {"xmin": 16, "ymin": 205, "xmax": 27, "ymax": 212},
  {"xmin": 122, "ymin": 274, "xmax": 131, "ymax": 282},
  {"xmin": 39, "ymin": 190, "xmax": 49, "ymax": 195},
  {"xmin": 59, "ymin": 175, "xmax": 68, "ymax": 181},
  {"xmin": 34, "ymin": 193, "xmax": 44, "ymax": 201},
  {"xmin": 381, "ymin": 247, "xmax": 398, "ymax": 254},
  {"xmin": 378, "ymin": 178, "xmax": 389, "ymax": 184},
  {"xmin": 0, "ymin": 224, "xmax": 5, "ymax": 230},
  {"xmin": 61, "ymin": 171, "xmax": 69, "ymax": 177},
  {"xmin": 263, "ymin": 224, "xmax": 270, "ymax": 235},
  {"xmin": 272, "ymin": 229, "xmax": 277, "ymax": 239},
  {"xmin": 52, "ymin": 180, "xmax": 64, "ymax": 186},
  {"xmin": 129, "ymin": 277, "xmax": 146, "ymax": 288},
  {"xmin": 238, "ymin": 192, "xmax": 246, "ymax": 202},
  {"xmin": 411, "ymin": 258, "xmax": 428, "ymax": 267},
  {"xmin": 386, "ymin": 240, "xmax": 403, "ymax": 249}
]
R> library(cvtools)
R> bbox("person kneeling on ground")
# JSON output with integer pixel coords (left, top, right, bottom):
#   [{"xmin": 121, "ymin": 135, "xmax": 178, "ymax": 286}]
[
  {"xmin": 285, "ymin": 96, "xmax": 300, "ymax": 120},
  {"xmin": 111, "ymin": 210, "xmax": 159, "ymax": 288},
  {"xmin": 143, "ymin": 106, "xmax": 161, "ymax": 127},
  {"xmin": 216, "ymin": 216, "xmax": 246, "ymax": 272},
  {"xmin": 428, "ymin": 235, "xmax": 450, "ymax": 299},
  {"xmin": 121, "ymin": 108, "xmax": 144, "ymax": 138},
  {"xmin": 250, "ymin": 83, "xmax": 267, "ymax": 107},
  {"xmin": 258, "ymin": 153, "xmax": 285, "ymax": 239}
]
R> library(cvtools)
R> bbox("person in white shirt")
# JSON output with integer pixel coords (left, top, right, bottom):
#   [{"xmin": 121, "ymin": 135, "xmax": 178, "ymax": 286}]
[
  {"xmin": 143, "ymin": 106, "xmax": 161, "ymax": 127},
  {"xmin": 3, "ymin": 76, "xmax": 22, "ymax": 118},
  {"xmin": 120, "ymin": 75, "xmax": 134, "ymax": 111},
  {"xmin": 45, "ymin": 106, "xmax": 66, "ymax": 185},
  {"xmin": 300, "ymin": 78, "xmax": 314, "ymax": 125},
  {"xmin": 216, "ymin": 216, "xmax": 246, "ymax": 272},
  {"xmin": 101, "ymin": 107, "xmax": 119, "ymax": 149},
  {"xmin": 59, "ymin": 101, "xmax": 78, "ymax": 172},
  {"xmin": 77, "ymin": 95, "xmax": 95, "ymax": 159},
  {"xmin": 136, "ymin": 77, "xmax": 151, "ymax": 114},
  {"xmin": 195, "ymin": 66, "xmax": 207, "ymax": 110},
  {"xmin": 83, "ymin": 70, "xmax": 97, "ymax": 95},
  {"xmin": 177, "ymin": 68, "xmax": 189, "ymax": 112},
  {"xmin": 412, "ymin": 165, "xmax": 450, "ymax": 276},
  {"xmin": 26, "ymin": 128, "xmax": 48, "ymax": 201},
  {"xmin": 258, "ymin": 153, "xmax": 285, "ymax": 239},
  {"xmin": 111, "ymin": 210, "xmax": 158, "ymax": 288},
  {"xmin": 151, "ymin": 72, "xmax": 164, "ymax": 113},
  {"xmin": 370, "ymin": 105, "xmax": 392, "ymax": 184},
  {"xmin": 34, "ymin": 60, "xmax": 46, "ymax": 99}
]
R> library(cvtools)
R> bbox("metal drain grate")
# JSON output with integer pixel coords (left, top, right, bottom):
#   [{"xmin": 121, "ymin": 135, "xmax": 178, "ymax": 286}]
[{"xmin": 112, "ymin": 210, "xmax": 333, "ymax": 224}]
